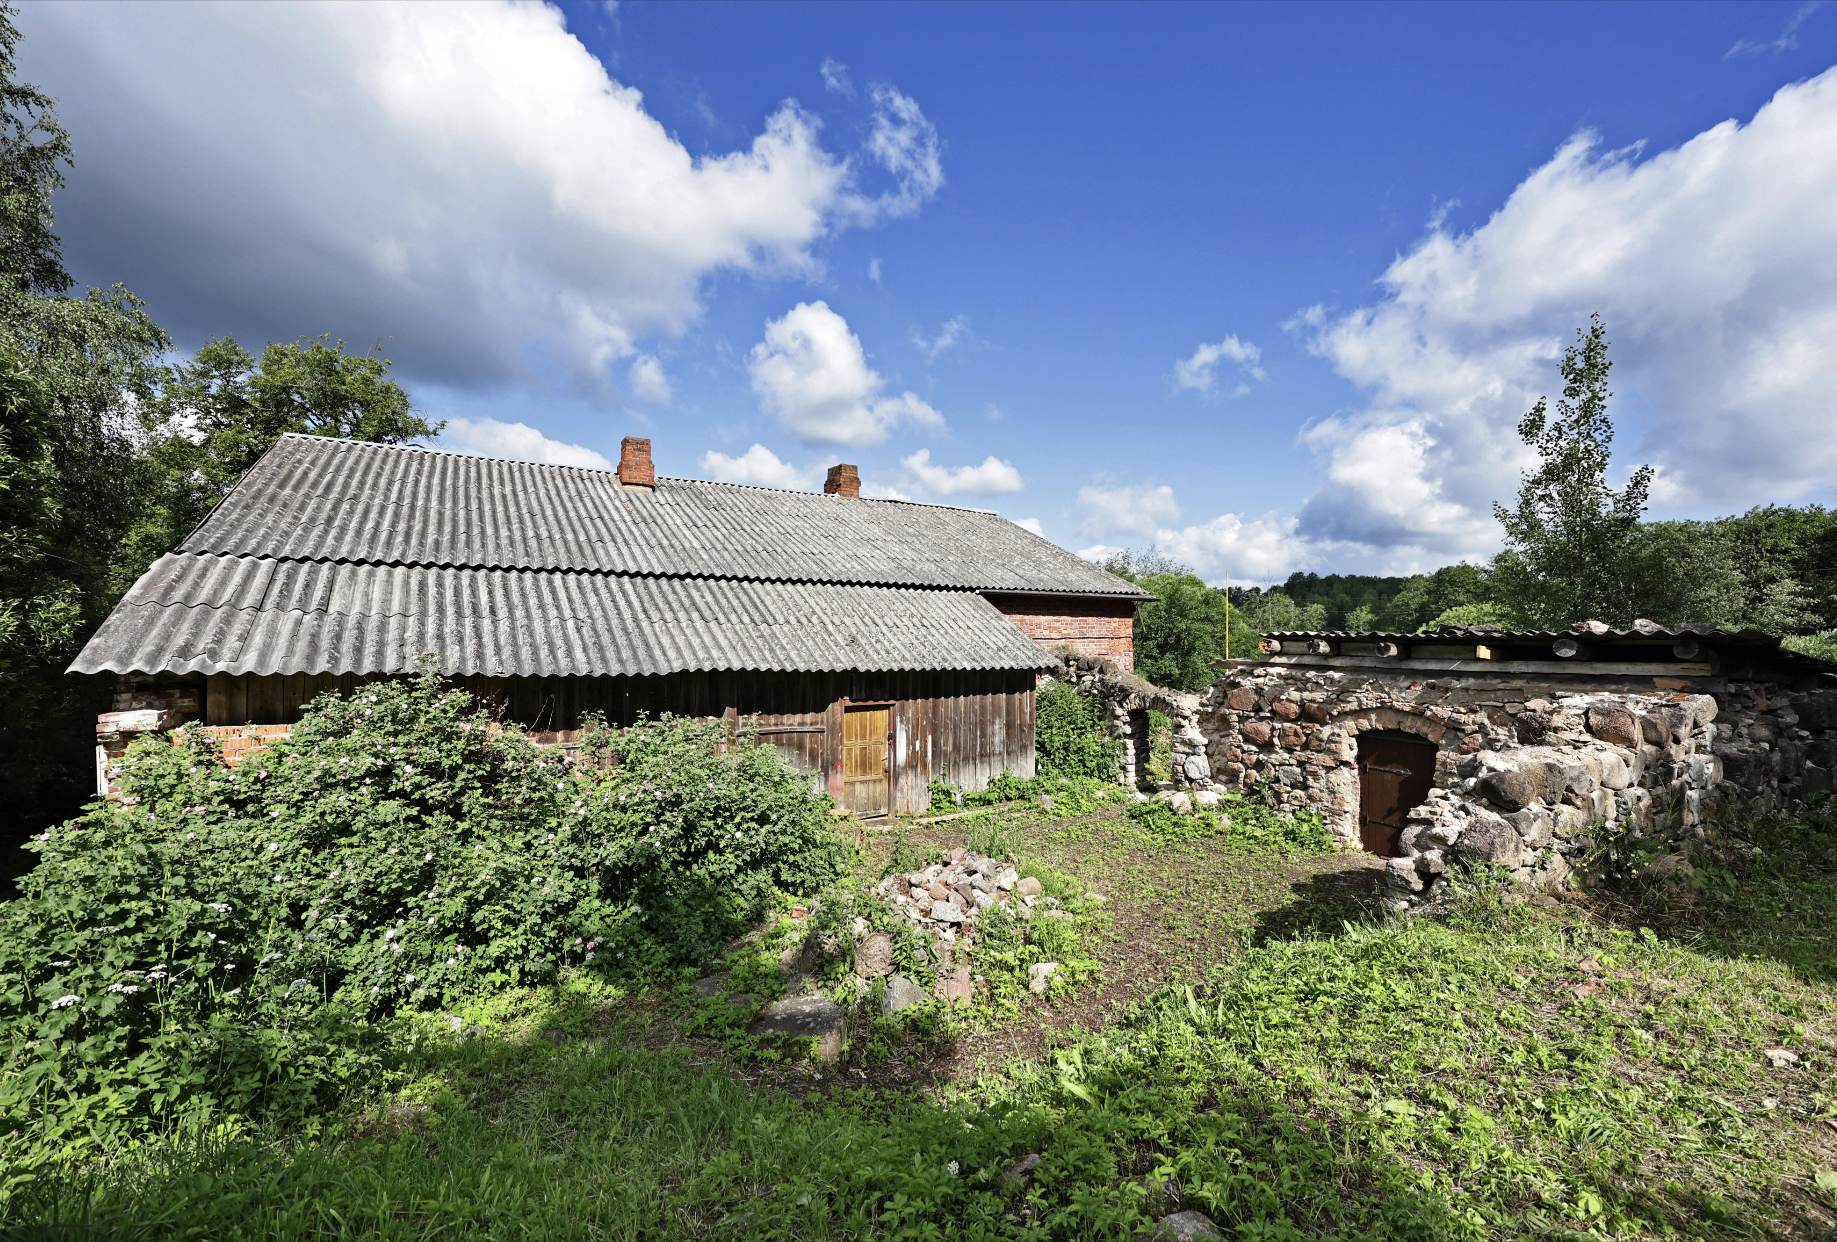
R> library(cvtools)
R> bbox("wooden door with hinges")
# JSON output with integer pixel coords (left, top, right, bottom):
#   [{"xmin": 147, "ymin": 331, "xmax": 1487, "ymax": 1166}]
[
  {"xmin": 1356, "ymin": 729, "xmax": 1436, "ymax": 856},
  {"xmin": 842, "ymin": 704, "xmax": 891, "ymax": 818}
]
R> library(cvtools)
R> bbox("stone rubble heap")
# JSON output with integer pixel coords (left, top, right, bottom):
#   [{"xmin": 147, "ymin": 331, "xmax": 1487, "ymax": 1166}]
[{"xmin": 737, "ymin": 847, "xmax": 1064, "ymax": 1062}]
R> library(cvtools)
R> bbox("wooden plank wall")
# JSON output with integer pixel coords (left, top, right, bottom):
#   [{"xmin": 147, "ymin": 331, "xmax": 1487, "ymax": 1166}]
[{"xmin": 202, "ymin": 668, "xmax": 1035, "ymax": 815}]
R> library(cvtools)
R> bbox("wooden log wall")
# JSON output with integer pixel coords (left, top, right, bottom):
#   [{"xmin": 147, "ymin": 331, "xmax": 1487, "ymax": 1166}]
[{"xmin": 202, "ymin": 668, "xmax": 1035, "ymax": 816}]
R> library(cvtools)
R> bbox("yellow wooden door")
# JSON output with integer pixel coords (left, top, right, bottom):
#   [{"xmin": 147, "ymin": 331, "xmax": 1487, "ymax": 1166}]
[{"xmin": 842, "ymin": 705, "xmax": 891, "ymax": 818}]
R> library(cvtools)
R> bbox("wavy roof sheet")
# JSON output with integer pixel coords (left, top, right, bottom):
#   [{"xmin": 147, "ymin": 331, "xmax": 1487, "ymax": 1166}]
[
  {"xmin": 178, "ymin": 435, "xmax": 1147, "ymax": 596},
  {"xmin": 71, "ymin": 555, "xmax": 1058, "ymax": 677},
  {"xmin": 1259, "ymin": 621, "xmax": 1837, "ymax": 673}
]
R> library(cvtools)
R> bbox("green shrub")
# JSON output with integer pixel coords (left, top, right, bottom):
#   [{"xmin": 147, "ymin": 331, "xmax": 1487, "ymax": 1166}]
[
  {"xmin": 0, "ymin": 671, "xmax": 848, "ymax": 1157},
  {"xmin": 1035, "ymin": 680, "xmax": 1119, "ymax": 780},
  {"xmin": 1124, "ymin": 798, "xmax": 1221, "ymax": 843},
  {"xmin": 1220, "ymin": 795, "xmax": 1337, "ymax": 854}
]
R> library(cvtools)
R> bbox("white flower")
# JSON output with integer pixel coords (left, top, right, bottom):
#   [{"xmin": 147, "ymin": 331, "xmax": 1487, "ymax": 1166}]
[
  {"xmin": 446, "ymin": 958, "xmax": 456, "ymax": 965},
  {"xmin": 50, "ymin": 960, "xmax": 70, "ymax": 966},
  {"xmin": 404, "ymin": 974, "xmax": 416, "ymax": 983},
  {"xmin": 427, "ymin": 917, "xmax": 436, "ymax": 925},
  {"xmin": 340, "ymin": 758, "xmax": 350, "ymax": 765},
  {"xmin": 269, "ymin": 810, "xmax": 281, "ymax": 818},
  {"xmin": 107, "ymin": 983, "xmax": 140, "ymax": 995},
  {"xmin": 226, "ymin": 988, "xmax": 241, "ymax": 996},
  {"xmin": 384, "ymin": 929, "xmax": 396, "ymax": 940},
  {"xmin": 267, "ymin": 843, "xmax": 279, "ymax": 852},
  {"xmin": 209, "ymin": 902, "xmax": 230, "ymax": 912},
  {"xmin": 273, "ymin": 875, "xmax": 284, "ymax": 883},
  {"xmin": 51, "ymin": 995, "xmax": 79, "ymax": 1009},
  {"xmin": 186, "ymin": 833, "xmax": 196, "ymax": 839}
]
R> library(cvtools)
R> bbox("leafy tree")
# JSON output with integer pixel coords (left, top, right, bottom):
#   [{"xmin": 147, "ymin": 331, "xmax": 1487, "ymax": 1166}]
[
  {"xmin": 1378, "ymin": 565, "xmax": 1494, "ymax": 631},
  {"xmin": 0, "ymin": 6, "xmax": 70, "ymax": 298},
  {"xmin": 1490, "ymin": 315, "xmax": 1654, "ymax": 628},
  {"xmin": 1277, "ymin": 571, "xmax": 1409, "ymax": 630},
  {"xmin": 1100, "ymin": 547, "xmax": 1192, "ymax": 583},
  {"xmin": 0, "ymin": 9, "xmax": 170, "ymax": 882},
  {"xmin": 122, "ymin": 335, "xmax": 442, "ymax": 578},
  {"xmin": 1134, "ymin": 572, "xmax": 1234, "ymax": 690},
  {"xmin": 1229, "ymin": 587, "xmax": 1328, "ymax": 635},
  {"xmin": 1420, "ymin": 603, "xmax": 1511, "ymax": 630}
]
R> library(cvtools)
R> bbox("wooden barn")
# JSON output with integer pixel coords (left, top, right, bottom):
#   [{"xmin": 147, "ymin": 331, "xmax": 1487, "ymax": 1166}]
[{"xmin": 71, "ymin": 435, "xmax": 1147, "ymax": 817}]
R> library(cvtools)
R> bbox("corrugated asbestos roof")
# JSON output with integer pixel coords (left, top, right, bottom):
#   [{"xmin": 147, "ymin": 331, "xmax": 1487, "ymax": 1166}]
[
  {"xmin": 180, "ymin": 435, "xmax": 1147, "ymax": 597},
  {"xmin": 72, "ymin": 435, "xmax": 1140, "ymax": 677},
  {"xmin": 1260, "ymin": 621, "xmax": 1837, "ymax": 673},
  {"xmin": 71, "ymin": 555, "xmax": 1059, "ymax": 677}
]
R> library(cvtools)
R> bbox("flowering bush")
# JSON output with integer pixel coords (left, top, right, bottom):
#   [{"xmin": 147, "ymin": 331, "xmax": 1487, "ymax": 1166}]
[{"xmin": 0, "ymin": 670, "xmax": 848, "ymax": 1158}]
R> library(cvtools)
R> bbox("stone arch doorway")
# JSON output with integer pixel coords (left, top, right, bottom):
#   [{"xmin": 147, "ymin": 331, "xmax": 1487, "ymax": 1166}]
[{"xmin": 1356, "ymin": 729, "xmax": 1437, "ymax": 856}]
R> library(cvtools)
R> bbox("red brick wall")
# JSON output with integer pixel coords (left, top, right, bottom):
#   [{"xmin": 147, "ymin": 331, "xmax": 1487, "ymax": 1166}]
[{"xmin": 985, "ymin": 593, "xmax": 1136, "ymax": 672}]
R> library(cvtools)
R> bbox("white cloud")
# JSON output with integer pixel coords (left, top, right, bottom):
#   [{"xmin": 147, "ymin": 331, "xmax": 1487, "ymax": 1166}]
[
  {"xmin": 627, "ymin": 355, "xmax": 672, "ymax": 405},
  {"xmin": 861, "ymin": 481, "xmax": 914, "ymax": 501},
  {"xmin": 747, "ymin": 300, "xmax": 945, "ymax": 446},
  {"xmin": 858, "ymin": 83, "xmax": 944, "ymax": 220},
  {"xmin": 1172, "ymin": 335, "xmax": 1265, "ymax": 398},
  {"xmin": 900, "ymin": 449, "xmax": 1023, "ymax": 497},
  {"xmin": 868, "ymin": 257, "xmax": 882, "ymax": 284},
  {"xmin": 699, "ymin": 443, "xmax": 823, "ymax": 491},
  {"xmin": 1726, "ymin": 1, "xmax": 1822, "ymax": 57},
  {"xmin": 911, "ymin": 315, "xmax": 970, "ymax": 363},
  {"xmin": 1286, "ymin": 64, "xmax": 1837, "ymax": 563},
  {"xmin": 438, "ymin": 418, "xmax": 611, "ymax": 471},
  {"xmin": 1075, "ymin": 483, "xmax": 1181, "ymax": 541},
  {"xmin": 820, "ymin": 56, "xmax": 854, "ymax": 96},
  {"xmin": 1011, "ymin": 517, "xmax": 1045, "ymax": 537},
  {"xmin": 19, "ymin": 2, "xmax": 941, "ymax": 399}
]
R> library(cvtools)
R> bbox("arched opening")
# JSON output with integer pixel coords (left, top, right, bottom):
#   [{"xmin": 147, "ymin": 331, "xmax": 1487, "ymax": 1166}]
[{"xmin": 1356, "ymin": 729, "xmax": 1437, "ymax": 856}]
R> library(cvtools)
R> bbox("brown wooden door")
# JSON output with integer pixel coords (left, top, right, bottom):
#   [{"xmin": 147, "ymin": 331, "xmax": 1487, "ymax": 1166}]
[
  {"xmin": 842, "ymin": 705, "xmax": 891, "ymax": 818},
  {"xmin": 1356, "ymin": 730, "xmax": 1436, "ymax": 856}
]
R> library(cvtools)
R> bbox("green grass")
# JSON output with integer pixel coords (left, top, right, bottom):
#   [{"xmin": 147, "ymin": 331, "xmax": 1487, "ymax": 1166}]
[{"xmin": 6, "ymin": 804, "xmax": 1835, "ymax": 1240}]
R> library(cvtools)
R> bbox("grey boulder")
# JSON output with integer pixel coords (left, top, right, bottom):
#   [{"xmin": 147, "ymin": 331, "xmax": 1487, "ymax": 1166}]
[
  {"xmin": 1141, "ymin": 1210, "xmax": 1222, "ymax": 1240},
  {"xmin": 882, "ymin": 975, "xmax": 928, "ymax": 1015},
  {"xmin": 748, "ymin": 995, "xmax": 849, "ymax": 1063}
]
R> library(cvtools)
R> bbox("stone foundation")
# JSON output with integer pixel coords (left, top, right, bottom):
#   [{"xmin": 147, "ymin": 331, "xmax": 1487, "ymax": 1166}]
[{"xmin": 1198, "ymin": 662, "xmax": 1837, "ymax": 910}]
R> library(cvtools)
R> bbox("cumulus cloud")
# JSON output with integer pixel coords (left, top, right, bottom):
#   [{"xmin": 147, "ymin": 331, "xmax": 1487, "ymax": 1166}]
[
  {"xmin": 899, "ymin": 449, "xmax": 1023, "ymax": 497},
  {"xmin": 438, "ymin": 418, "xmax": 612, "ymax": 471},
  {"xmin": 627, "ymin": 355, "xmax": 672, "ymax": 405},
  {"xmin": 1283, "ymin": 65, "xmax": 1837, "ymax": 564},
  {"xmin": 1172, "ymin": 335, "xmax": 1266, "ymax": 398},
  {"xmin": 18, "ymin": 2, "xmax": 941, "ymax": 399},
  {"xmin": 1075, "ymin": 483, "xmax": 1181, "ymax": 542},
  {"xmin": 700, "ymin": 443, "xmax": 823, "ymax": 491},
  {"xmin": 911, "ymin": 315, "xmax": 970, "ymax": 363},
  {"xmin": 747, "ymin": 300, "xmax": 945, "ymax": 446},
  {"xmin": 1011, "ymin": 517, "xmax": 1045, "ymax": 537}
]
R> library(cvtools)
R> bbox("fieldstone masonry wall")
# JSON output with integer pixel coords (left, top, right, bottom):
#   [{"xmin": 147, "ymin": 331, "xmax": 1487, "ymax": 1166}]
[
  {"xmin": 1045, "ymin": 656, "xmax": 1207, "ymax": 795},
  {"xmin": 1196, "ymin": 662, "xmax": 1837, "ymax": 910}
]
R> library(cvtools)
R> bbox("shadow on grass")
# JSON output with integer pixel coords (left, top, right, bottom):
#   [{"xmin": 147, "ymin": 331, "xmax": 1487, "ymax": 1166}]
[{"xmin": 1246, "ymin": 853, "xmax": 1387, "ymax": 947}]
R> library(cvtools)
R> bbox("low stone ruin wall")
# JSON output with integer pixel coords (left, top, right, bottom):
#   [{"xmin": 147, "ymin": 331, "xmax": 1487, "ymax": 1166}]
[
  {"xmin": 1043, "ymin": 656, "xmax": 1207, "ymax": 794},
  {"xmin": 1195, "ymin": 662, "xmax": 1836, "ymax": 910}
]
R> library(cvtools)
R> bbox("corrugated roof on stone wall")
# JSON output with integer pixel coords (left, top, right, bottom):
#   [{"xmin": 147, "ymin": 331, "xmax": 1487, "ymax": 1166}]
[
  {"xmin": 71, "ymin": 555, "xmax": 1059, "ymax": 677},
  {"xmin": 1257, "ymin": 620, "xmax": 1837, "ymax": 673},
  {"xmin": 179, "ymin": 435, "xmax": 1148, "ymax": 597}
]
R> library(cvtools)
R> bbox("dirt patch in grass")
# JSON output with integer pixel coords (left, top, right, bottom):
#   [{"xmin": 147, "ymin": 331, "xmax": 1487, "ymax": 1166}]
[{"xmin": 844, "ymin": 804, "xmax": 1387, "ymax": 1083}]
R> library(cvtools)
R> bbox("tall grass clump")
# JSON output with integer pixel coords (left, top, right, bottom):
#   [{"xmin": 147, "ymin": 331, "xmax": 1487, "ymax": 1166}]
[{"xmin": 1035, "ymin": 679, "xmax": 1119, "ymax": 780}]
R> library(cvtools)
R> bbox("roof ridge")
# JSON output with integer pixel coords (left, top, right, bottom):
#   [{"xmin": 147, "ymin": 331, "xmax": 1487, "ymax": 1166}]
[
  {"xmin": 277, "ymin": 433, "xmax": 1004, "ymax": 516},
  {"xmin": 146, "ymin": 549, "xmax": 1151, "ymax": 597}
]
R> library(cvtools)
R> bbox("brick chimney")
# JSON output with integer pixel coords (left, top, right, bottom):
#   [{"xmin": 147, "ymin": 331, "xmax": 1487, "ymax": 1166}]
[
  {"xmin": 617, "ymin": 436, "xmax": 654, "ymax": 490},
  {"xmin": 824, "ymin": 463, "xmax": 860, "ymax": 498}
]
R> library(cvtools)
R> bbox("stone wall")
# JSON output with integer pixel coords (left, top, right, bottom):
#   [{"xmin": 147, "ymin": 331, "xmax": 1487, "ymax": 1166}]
[
  {"xmin": 1196, "ymin": 661, "xmax": 1837, "ymax": 910},
  {"xmin": 1042, "ymin": 656, "xmax": 1206, "ymax": 795}
]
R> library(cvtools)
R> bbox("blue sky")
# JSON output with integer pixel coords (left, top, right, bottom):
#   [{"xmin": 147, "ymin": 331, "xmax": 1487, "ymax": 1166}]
[{"xmin": 21, "ymin": 0, "xmax": 1837, "ymax": 582}]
